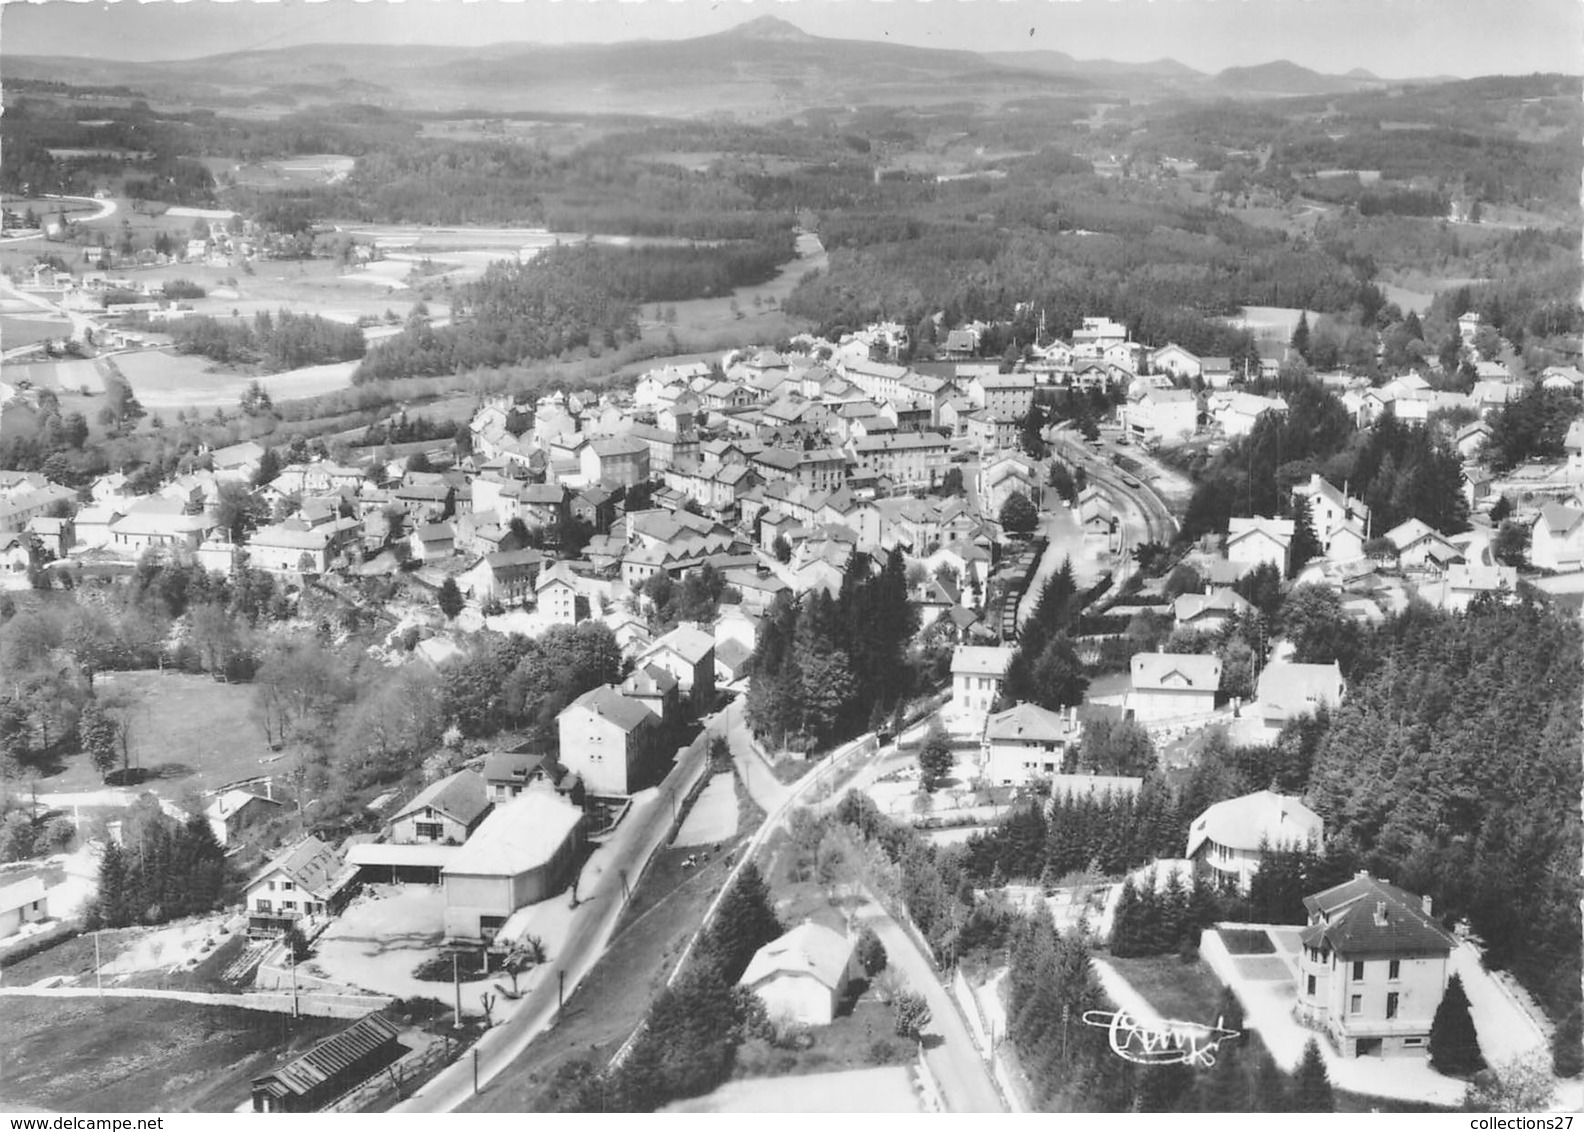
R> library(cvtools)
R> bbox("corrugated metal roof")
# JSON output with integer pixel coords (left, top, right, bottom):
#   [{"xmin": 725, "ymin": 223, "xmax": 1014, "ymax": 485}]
[{"xmin": 255, "ymin": 1013, "xmax": 400, "ymax": 1098}]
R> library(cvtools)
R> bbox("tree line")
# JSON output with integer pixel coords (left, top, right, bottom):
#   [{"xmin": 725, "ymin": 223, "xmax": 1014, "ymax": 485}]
[{"xmin": 168, "ymin": 310, "xmax": 367, "ymax": 372}]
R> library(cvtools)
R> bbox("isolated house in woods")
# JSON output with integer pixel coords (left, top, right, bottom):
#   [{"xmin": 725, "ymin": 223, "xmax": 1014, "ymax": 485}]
[{"xmin": 1295, "ymin": 873, "xmax": 1456, "ymax": 1058}]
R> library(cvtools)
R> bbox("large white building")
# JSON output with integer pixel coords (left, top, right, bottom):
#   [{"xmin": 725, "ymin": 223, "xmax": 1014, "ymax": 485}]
[
  {"xmin": 1186, "ymin": 789, "xmax": 1324, "ymax": 891},
  {"xmin": 441, "ymin": 791, "xmax": 585, "ymax": 943},
  {"xmin": 980, "ymin": 702, "xmax": 1082, "ymax": 786}
]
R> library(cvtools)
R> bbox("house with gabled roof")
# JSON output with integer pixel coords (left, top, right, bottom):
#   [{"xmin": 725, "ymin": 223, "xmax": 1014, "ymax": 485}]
[
  {"xmin": 1564, "ymin": 419, "xmax": 1584, "ymax": 482},
  {"xmin": 1384, "ymin": 518, "xmax": 1462, "ymax": 572},
  {"xmin": 0, "ymin": 876, "xmax": 49, "ymax": 938},
  {"xmin": 536, "ymin": 560, "xmax": 581, "ymax": 624},
  {"xmin": 205, "ymin": 789, "xmax": 285, "ymax": 849},
  {"xmin": 1187, "ymin": 789, "xmax": 1323, "ymax": 891},
  {"xmin": 1254, "ymin": 661, "xmax": 1346, "ymax": 730},
  {"xmin": 1172, "ymin": 587, "xmax": 1254, "ymax": 635},
  {"xmin": 951, "ymin": 645, "xmax": 1014, "ymax": 715},
  {"xmin": 557, "ymin": 684, "xmax": 666, "ymax": 795},
  {"xmin": 1127, "ymin": 652, "xmax": 1221, "ymax": 721},
  {"xmin": 1295, "ymin": 872, "xmax": 1456, "ymax": 1058},
  {"xmin": 739, "ymin": 921, "xmax": 861, "ymax": 1027},
  {"xmin": 1455, "ymin": 419, "xmax": 1494, "ymax": 460},
  {"xmin": 1531, "ymin": 503, "xmax": 1584, "ymax": 571},
  {"xmin": 1292, "ymin": 473, "xmax": 1371, "ymax": 556},
  {"xmin": 1226, "ymin": 516, "xmax": 1294, "ymax": 577},
  {"xmin": 244, "ymin": 837, "xmax": 357, "ymax": 938},
  {"xmin": 981, "ymin": 702, "xmax": 1082, "ymax": 786},
  {"xmin": 388, "ymin": 769, "xmax": 492, "ymax": 846}
]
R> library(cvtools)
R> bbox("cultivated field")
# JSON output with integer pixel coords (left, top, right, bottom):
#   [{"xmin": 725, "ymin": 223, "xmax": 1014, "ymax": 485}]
[
  {"xmin": 109, "ymin": 348, "xmax": 361, "ymax": 410},
  {"xmin": 0, "ymin": 357, "xmax": 105, "ymax": 393},
  {"xmin": 39, "ymin": 670, "xmax": 278, "ymax": 798},
  {"xmin": 0, "ymin": 995, "xmax": 341, "ymax": 1112}
]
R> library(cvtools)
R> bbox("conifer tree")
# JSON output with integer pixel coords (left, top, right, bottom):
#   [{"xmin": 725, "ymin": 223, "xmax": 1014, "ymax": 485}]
[
  {"xmin": 1430, "ymin": 973, "xmax": 1486, "ymax": 1077},
  {"xmin": 700, "ymin": 861, "xmax": 782, "ymax": 982},
  {"xmin": 1293, "ymin": 1038, "xmax": 1335, "ymax": 1111}
]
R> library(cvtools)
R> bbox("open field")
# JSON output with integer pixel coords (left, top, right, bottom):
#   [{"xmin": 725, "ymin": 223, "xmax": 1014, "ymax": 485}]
[
  {"xmin": 109, "ymin": 348, "xmax": 362, "ymax": 410},
  {"xmin": 36, "ymin": 670, "xmax": 277, "ymax": 798},
  {"xmin": 229, "ymin": 155, "xmax": 355, "ymax": 189},
  {"xmin": 1, "ymin": 312, "xmax": 75, "ymax": 349},
  {"xmin": 0, "ymin": 994, "xmax": 342, "ymax": 1112}
]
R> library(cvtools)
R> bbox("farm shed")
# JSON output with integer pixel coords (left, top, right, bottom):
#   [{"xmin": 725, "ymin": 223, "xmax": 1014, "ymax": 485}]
[{"xmin": 250, "ymin": 1012, "xmax": 404, "ymax": 1113}]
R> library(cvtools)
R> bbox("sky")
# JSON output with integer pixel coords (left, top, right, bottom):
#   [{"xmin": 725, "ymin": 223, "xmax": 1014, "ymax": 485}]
[{"xmin": 2, "ymin": 0, "xmax": 1581, "ymax": 77}]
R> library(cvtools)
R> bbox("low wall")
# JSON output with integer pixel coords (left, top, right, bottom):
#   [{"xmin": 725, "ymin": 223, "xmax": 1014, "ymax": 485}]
[
  {"xmin": 0, "ymin": 984, "xmax": 391, "ymax": 1019},
  {"xmin": 914, "ymin": 1043, "xmax": 944, "ymax": 1113}
]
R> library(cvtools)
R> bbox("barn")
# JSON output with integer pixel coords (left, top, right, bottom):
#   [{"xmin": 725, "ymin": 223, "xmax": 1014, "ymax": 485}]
[{"xmin": 250, "ymin": 1012, "xmax": 405, "ymax": 1113}]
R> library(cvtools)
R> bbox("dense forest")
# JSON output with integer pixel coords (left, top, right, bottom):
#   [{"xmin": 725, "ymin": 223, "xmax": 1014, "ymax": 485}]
[
  {"xmin": 957, "ymin": 593, "xmax": 1583, "ymax": 1075},
  {"xmin": 168, "ymin": 309, "xmax": 367, "ymax": 371},
  {"xmin": 355, "ymin": 236, "xmax": 787, "ymax": 381}
]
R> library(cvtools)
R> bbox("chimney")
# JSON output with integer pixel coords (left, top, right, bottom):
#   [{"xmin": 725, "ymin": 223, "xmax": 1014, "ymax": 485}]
[
  {"xmin": 1373, "ymin": 901, "xmax": 1389, "ymax": 927},
  {"xmin": 1421, "ymin": 894, "xmax": 1433, "ymax": 917}
]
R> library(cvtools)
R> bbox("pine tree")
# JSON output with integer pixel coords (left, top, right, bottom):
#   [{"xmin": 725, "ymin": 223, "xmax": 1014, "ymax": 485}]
[
  {"xmin": 1290, "ymin": 312, "xmax": 1311, "ymax": 362},
  {"xmin": 700, "ymin": 861, "xmax": 782, "ymax": 981},
  {"xmin": 918, "ymin": 718, "xmax": 954, "ymax": 791},
  {"xmin": 1293, "ymin": 1038, "xmax": 1335, "ymax": 1111},
  {"xmin": 1289, "ymin": 495, "xmax": 1323, "ymax": 577},
  {"xmin": 92, "ymin": 841, "xmax": 133, "ymax": 929},
  {"xmin": 438, "ymin": 576, "xmax": 464, "ymax": 620},
  {"xmin": 1430, "ymin": 973, "xmax": 1486, "ymax": 1077}
]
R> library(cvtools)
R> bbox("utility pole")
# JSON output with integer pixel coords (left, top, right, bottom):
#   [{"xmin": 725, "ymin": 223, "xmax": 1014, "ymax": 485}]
[
  {"xmin": 472, "ymin": 1048, "xmax": 479, "ymax": 1096},
  {"xmin": 94, "ymin": 930, "xmax": 103, "ymax": 1000},
  {"xmin": 558, "ymin": 969, "xmax": 565, "ymax": 1012},
  {"xmin": 452, "ymin": 951, "xmax": 462, "ymax": 1028},
  {"xmin": 291, "ymin": 937, "xmax": 299, "ymax": 1020}
]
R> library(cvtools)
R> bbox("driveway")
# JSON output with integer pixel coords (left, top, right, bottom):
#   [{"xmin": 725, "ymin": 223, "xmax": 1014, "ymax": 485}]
[{"xmin": 850, "ymin": 889, "xmax": 1005, "ymax": 1113}]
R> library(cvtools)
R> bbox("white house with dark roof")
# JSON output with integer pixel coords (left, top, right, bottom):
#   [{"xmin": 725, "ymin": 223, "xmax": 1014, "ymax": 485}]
[
  {"xmin": 557, "ymin": 684, "xmax": 665, "ymax": 795},
  {"xmin": 1295, "ymin": 872, "xmax": 1456, "ymax": 1058},
  {"xmin": 205, "ymin": 789, "xmax": 285, "ymax": 848},
  {"xmin": 1127, "ymin": 652, "xmax": 1221, "ymax": 721},
  {"xmin": 981, "ymin": 702, "xmax": 1082, "ymax": 786},
  {"xmin": 739, "ymin": 921, "xmax": 861, "ymax": 1027},
  {"xmin": 387, "ymin": 769, "xmax": 492, "ymax": 845},
  {"xmin": 1417, "ymin": 563, "xmax": 1519, "ymax": 613},
  {"xmin": 1149, "ymin": 343, "xmax": 1202, "ymax": 381},
  {"xmin": 1187, "ymin": 789, "xmax": 1323, "ymax": 891},
  {"xmin": 244, "ymin": 836, "xmax": 356, "ymax": 938},
  {"xmin": 441, "ymin": 791, "xmax": 585, "ymax": 943}
]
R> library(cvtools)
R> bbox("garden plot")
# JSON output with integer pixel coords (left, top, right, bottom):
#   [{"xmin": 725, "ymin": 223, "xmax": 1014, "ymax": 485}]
[{"xmin": 672, "ymin": 772, "xmax": 738, "ymax": 848}]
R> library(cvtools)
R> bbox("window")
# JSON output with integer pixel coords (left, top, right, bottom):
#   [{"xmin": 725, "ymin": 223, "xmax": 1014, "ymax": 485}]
[
  {"xmin": 281, "ymin": 901, "xmax": 295, "ymax": 911},
  {"xmin": 1388, "ymin": 959, "xmax": 1400, "ymax": 980},
  {"xmin": 1404, "ymin": 1037, "xmax": 1425, "ymax": 1048},
  {"xmin": 1352, "ymin": 961, "xmax": 1365, "ymax": 981},
  {"xmin": 280, "ymin": 880, "xmax": 294, "ymax": 891},
  {"xmin": 1386, "ymin": 993, "xmax": 1399, "ymax": 1020},
  {"xmin": 1307, "ymin": 975, "xmax": 1316, "ymax": 996},
  {"xmin": 256, "ymin": 899, "xmax": 272, "ymax": 913},
  {"xmin": 267, "ymin": 880, "xmax": 276, "ymax": 891},
  {"xmin": 416, "ymin": 821, "xmax": 443, "ymax": 841},
  {"xmin": 1349, "ymin": 994, "xmax": 1362, "ymax": 1015}
]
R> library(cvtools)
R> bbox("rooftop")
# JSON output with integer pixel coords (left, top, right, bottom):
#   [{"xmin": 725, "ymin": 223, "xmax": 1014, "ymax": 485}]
[
  {"xmin": 441, "ymin": 791, "xmax": 584, "ymax": 878},
  {"xmin": 1186, "ymin": 789, "xmax": 1323, "ymax": 857}
]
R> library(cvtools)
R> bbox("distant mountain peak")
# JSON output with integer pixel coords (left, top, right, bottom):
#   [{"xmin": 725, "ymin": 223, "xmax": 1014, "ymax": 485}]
[
  {"xmin": 1346, "ymin": 67, "xmax": 1381, "ymax": 80},
  {"xmin": 721, "ymin": 15, "xmax": 817, "ymax": 42}
]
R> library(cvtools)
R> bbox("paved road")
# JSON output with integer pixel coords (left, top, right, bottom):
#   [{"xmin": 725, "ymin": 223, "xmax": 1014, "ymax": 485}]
[
  {"xmin": 0, "ymin": 194, "xmax": 117, "ymax": 245},
  {"xmin": 850, "ymin": 889, "xmax": 1006, "ymax": 1113},
  {"xmin": 393, "ymin": 716, "xmax": 718, "ymax": 1112}
]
